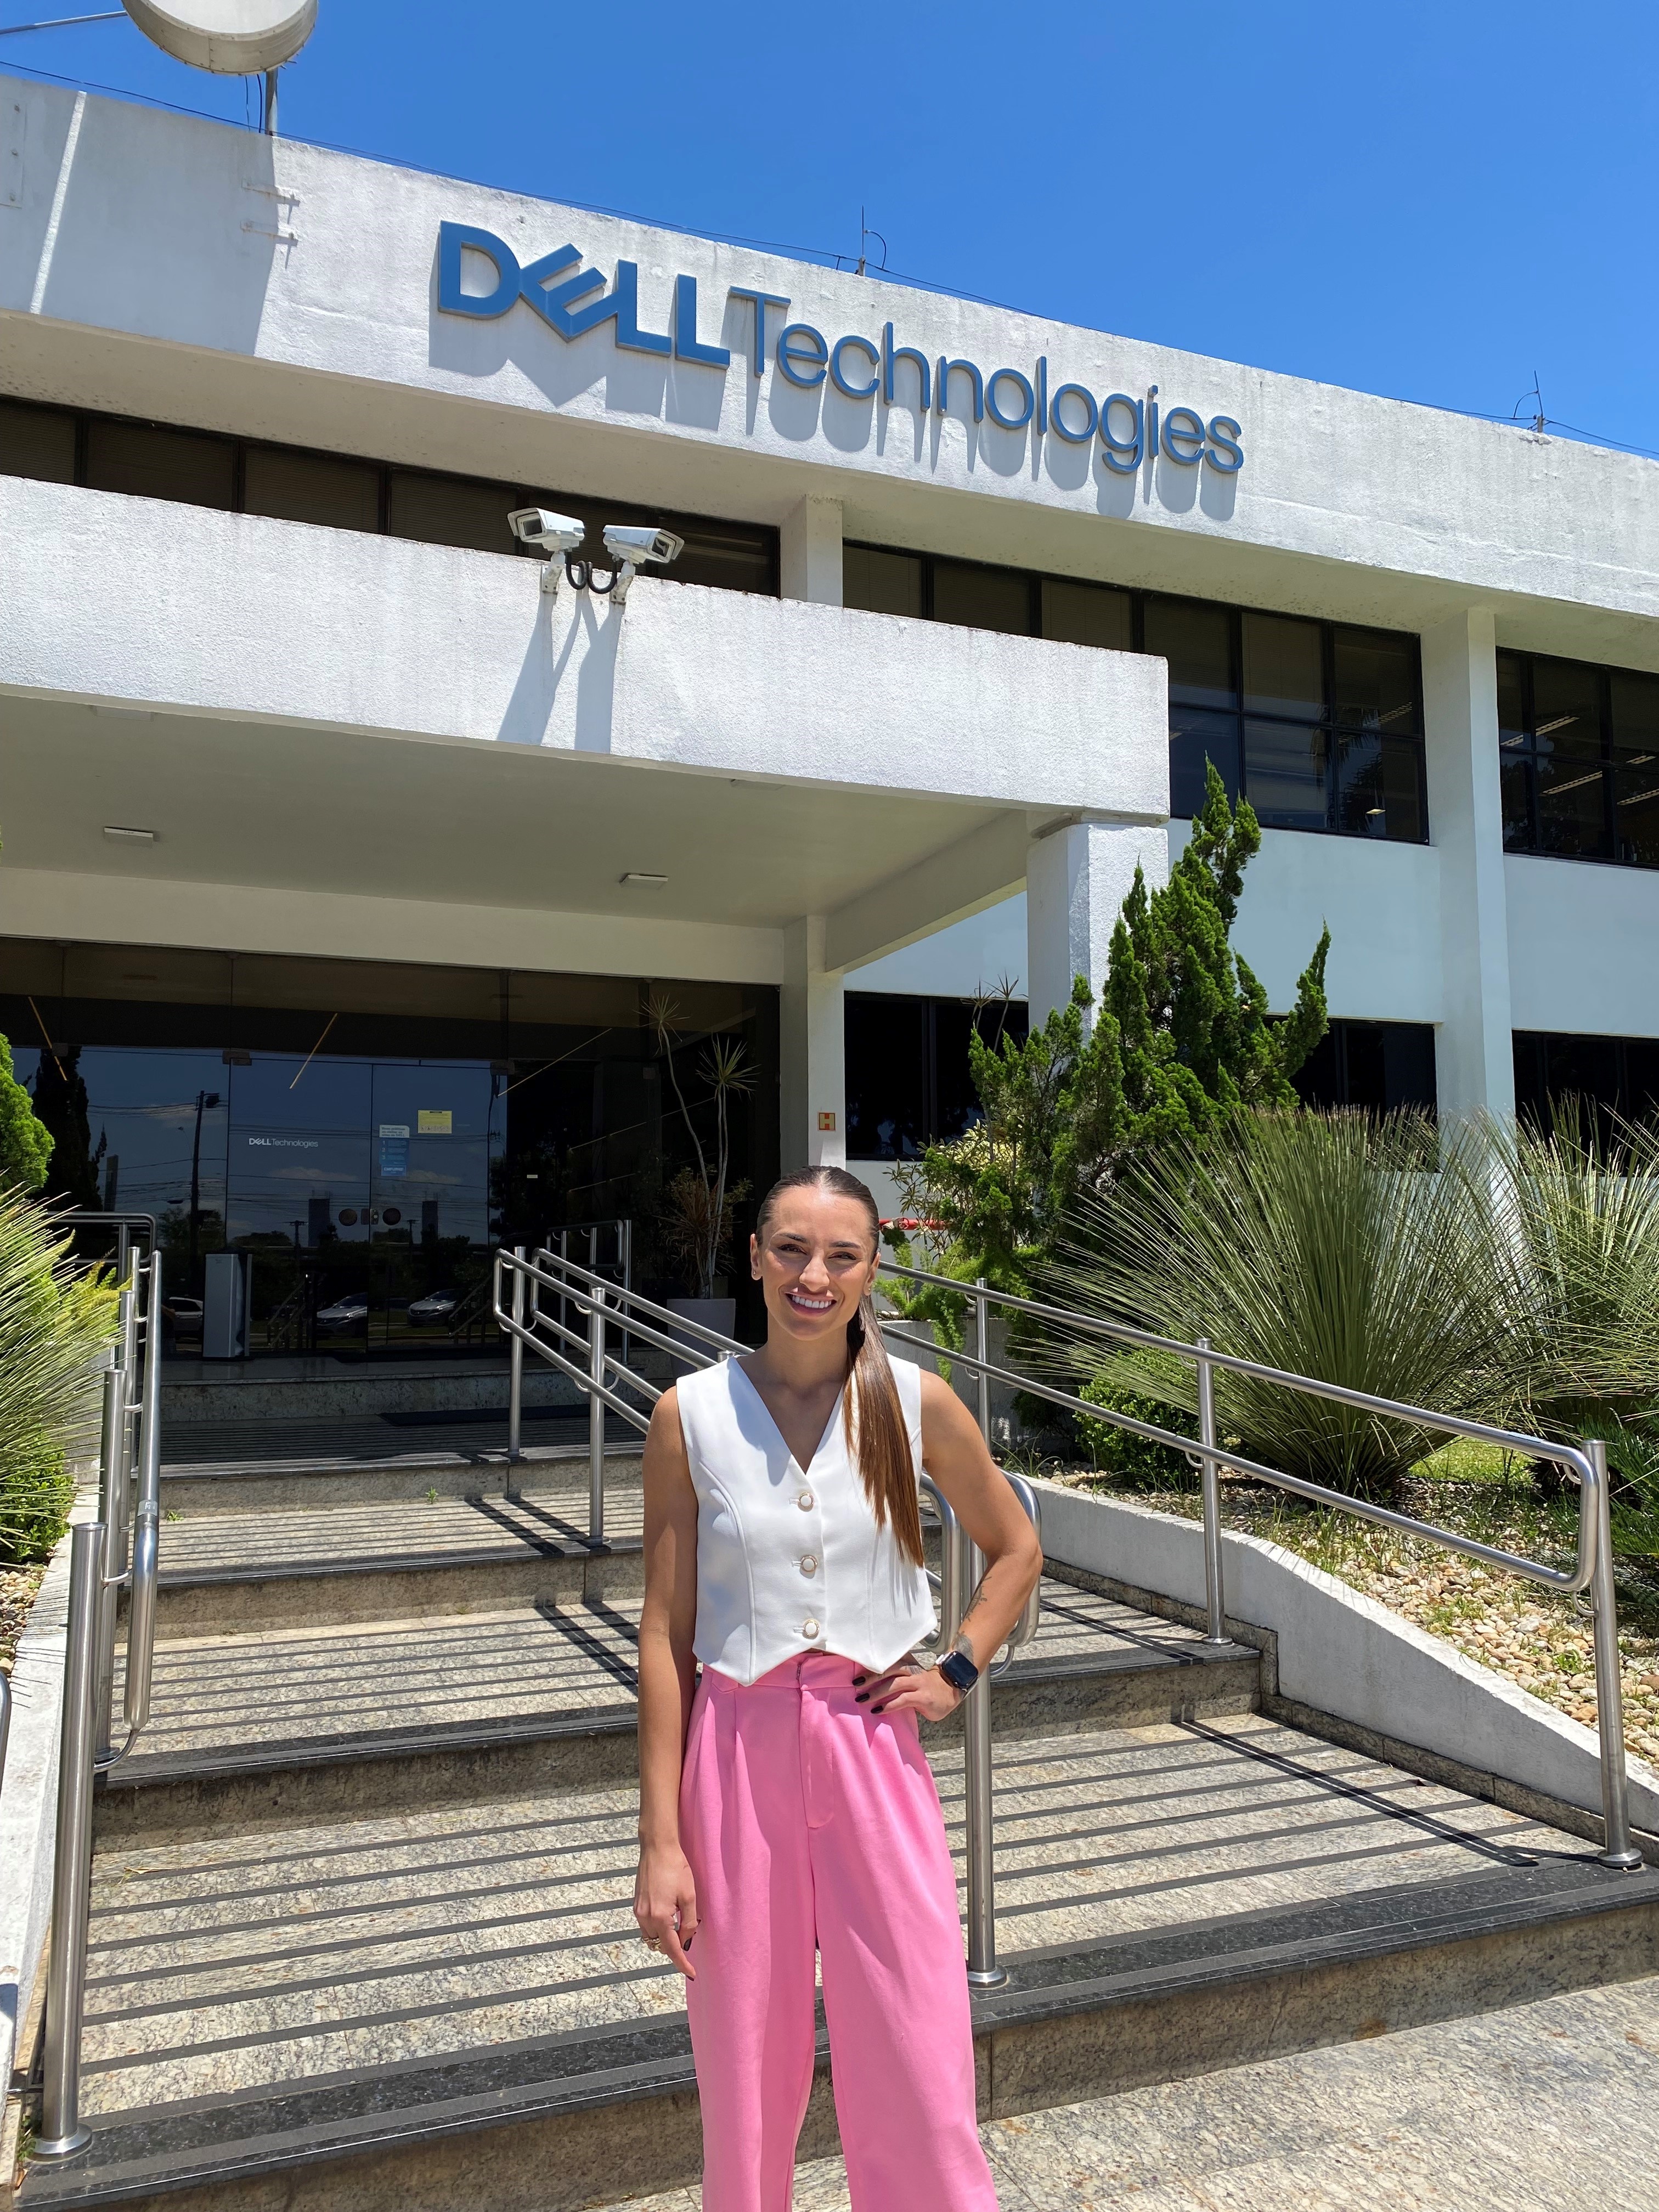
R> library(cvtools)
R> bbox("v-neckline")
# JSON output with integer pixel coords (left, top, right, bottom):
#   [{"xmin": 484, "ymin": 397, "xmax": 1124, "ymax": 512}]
[{"xmin": 731, "ymin": 1359, "xmax": 844, "ymax": 1476}]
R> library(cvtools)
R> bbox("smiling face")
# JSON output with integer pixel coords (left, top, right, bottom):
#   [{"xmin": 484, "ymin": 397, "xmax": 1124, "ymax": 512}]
[{"xmin": 751, "ymin": 1185, "xmax": 879, "ymax": 1344}]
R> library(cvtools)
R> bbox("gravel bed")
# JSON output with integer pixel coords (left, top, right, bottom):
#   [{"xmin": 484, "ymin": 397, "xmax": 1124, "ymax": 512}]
[{"xmin": 0, "ymin": 1565, "xmax": 48, "ymax": 1676}]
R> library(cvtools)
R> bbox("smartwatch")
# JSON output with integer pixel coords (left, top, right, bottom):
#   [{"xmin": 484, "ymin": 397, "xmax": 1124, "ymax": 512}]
[{"xmin": 937, "ymin": 1647, "xmax": 979, "ymax": 1695}]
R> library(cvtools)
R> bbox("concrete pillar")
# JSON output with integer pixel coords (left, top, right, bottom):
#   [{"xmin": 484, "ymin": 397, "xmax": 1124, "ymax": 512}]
[
  {"xmin": 1026, "ymin": 818, "xmax": 1170, "ymax": 1026},
  {"xmin": 1421, "ymin": 608, "xmax": 1515, "ymax": 1124},
  {"xmin": 781, "ymin": 915, "xmax": 846, "ymax": 1172},
  {"xmin": 779, "ymin": 495, "xmax": 843, "ymax": 606}
]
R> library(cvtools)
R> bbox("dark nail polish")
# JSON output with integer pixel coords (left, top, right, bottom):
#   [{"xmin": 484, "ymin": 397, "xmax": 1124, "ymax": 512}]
[
  {"xmin": 855, "ymin": 1692, "xmax": 868, "ymax": 1703},
  {"xmin": 851, "ymin": 1675, "xmax": 866, "ymax": 1686}
]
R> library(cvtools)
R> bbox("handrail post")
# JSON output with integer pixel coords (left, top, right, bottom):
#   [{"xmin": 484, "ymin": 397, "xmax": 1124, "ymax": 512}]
[
  {"xmin": 92, "ymin": 1363, "xmax": 124, "ymax": 1762},
  {"xmin": 1197, "ymin": 1336, "xmax": 1229, "ymax": 1647},
  {"xmin": 1586, "ymin": 1439, "xmax": 1641, "ymax": 1870},
  {"xmin": 36, "ymin": 1521, "xmax": 105, "ymax": 2159},
  {"xmin": 962, "ymin": 1515, "xmax": 1004, "ymax": 1988},
  {"xmin": 972, "ymin": 1277, "xmax": 992, "ymax": 1448},
  {"xmin": 507, "ymin": 1246, "xmax": 525, "ymax": 1474},
  {"xmin": 589, "ymin": 1282, "xmax": 607, "ymax": 1546}
]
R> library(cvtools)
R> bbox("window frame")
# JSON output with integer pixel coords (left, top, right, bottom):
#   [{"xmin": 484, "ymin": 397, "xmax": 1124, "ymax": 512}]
[
  {"xmin": 845, "ymin": 541, "xmax": 1429, "ymax": 845},
  {"xmin": 1, "ymin": 397, "xmax": 780, "ymax": 596},
  {"xmin": 1499, "ymin": 648, "xmax": 1659, "ymax": 873}
]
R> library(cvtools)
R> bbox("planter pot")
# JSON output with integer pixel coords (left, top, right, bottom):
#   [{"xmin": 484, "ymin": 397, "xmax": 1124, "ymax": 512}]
[{"xmin": 665, "ymin": 1297, "xmax": 738, "ymax": 1375}]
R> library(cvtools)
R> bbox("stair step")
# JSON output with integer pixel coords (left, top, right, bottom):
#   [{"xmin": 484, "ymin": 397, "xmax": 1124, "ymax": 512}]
[
  {"xmin": 99, "ymin": 1581, "xmax": 1260, "ymax": 1837},
  {"xmin": 29, "ymin": 1714, "xmax": 1655, "ymax": 2212},
  {"xmin": 159, "ymin": 1446, "xmax": 646, "ymax": 1515}
]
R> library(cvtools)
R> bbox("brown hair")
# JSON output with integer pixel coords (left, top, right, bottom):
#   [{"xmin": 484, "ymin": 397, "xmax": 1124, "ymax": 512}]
[{"xmin": 754, "ymin": 1165, "xmax": 925, "ymax": 1570}]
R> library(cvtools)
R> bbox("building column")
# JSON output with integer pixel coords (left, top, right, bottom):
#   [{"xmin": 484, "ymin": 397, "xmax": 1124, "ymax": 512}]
[
  {"xmin": 781, "ymin": 915, "xmax": 846, "ymax": 1172},
  {"xmin": 779, "ymin": 495, "xmax": 843, "ymax": 606},
  {"xmin": 1421, "ymin": 608, "xmax": 1515, "ymax": 1124},
  {"xmin": 1026, "ymin": 818, "xmax": 1170, "ymax": 1026}
]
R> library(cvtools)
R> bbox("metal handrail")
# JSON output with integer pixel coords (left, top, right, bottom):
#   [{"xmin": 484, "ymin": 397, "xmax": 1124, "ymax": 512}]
[
  {"xmin": 495, "ymin": 1244, "xmax": 1043, "ymax": 1980},
  {"xmin": 876, "ymin": 1256, "xmax": 1641, "ymax": 1872},
  {"xmin": 37, "ymin": 1249, "xmax": 165, "ymax": 2160}
]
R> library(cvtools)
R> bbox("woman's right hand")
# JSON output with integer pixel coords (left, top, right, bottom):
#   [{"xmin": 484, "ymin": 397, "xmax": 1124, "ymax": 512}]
[{"xmin": 634, "ymin": 1842, "xmax": 699, "ymax": 1978}]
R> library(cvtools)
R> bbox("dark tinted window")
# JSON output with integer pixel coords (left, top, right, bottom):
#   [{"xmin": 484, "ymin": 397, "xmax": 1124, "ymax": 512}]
[
  {"xmin": 85, "ymin": 419, "xmax": 234, "ymax": 509},
  {"xmin": 844, "ymin": 545, "xmax": 924, "ymax": 618},
  {"xmin": 845, "ymin": 992, "xmax": 1028, "ymax": 1160},
  {"xmin": 1042, "ymin": 578, "xmax": 1132, "ymax": 651},
  {"xmin": 1144, "ymin": 595, "xmax": 1234, "ymax": 708},
  {"xmin": 0, "ymin": 399, "xmax": 76, "ymax": 484},
  {"xmin": 1333, "ymin": 626, "xmax": 1421, "ymax": 734},
  {"xmin": 388, "ymin": 469, "xmax": 521, "ymax": 556},
  {"xmin": 1293, "ymin": 1021, "xmax": 1437, "ymax": 1113},
  {"xmin": 244, "ymin": 445, "xmax": 381, "ymax": 533},
  {"xmin": 1243, "ymin": 612, "xmax": 1322, "ymax": 721},
  {"xmin": 932, "ymin": 561, "xmax": 1032, "ymax": 637},
  {"xmin": 845, "ymin": 996, "xmax": 928, "ymax": 1159},
  {"xmin": 1498, "ymin": 651, "xmax": 1658, "ymax": 871},
  {"xmin": 1513, "ymin": 1030, "xmax": 1659, "ymax": 1141}
]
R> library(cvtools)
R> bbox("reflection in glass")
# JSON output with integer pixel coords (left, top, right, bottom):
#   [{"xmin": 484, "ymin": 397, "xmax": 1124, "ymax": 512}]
[
  {"xmin": 1243, "ymin": 719, "xmax": 1327, "ymax": 831},
  {"xmin": 1144, "ymin": 596, "xmax": 1234, "ymax": 708},
  {"xmin": 1243, "ymin": 612, "xmax": 1323, "ymax": 722},
  {"xmin": 843, "ymin": 545, "xmax": 924, "ymax": 618},
  {"xmin": 1534, "ymin": 752, "xmax": 1611, "ymax": 857},
  {"xmin": 1333, "ymin": 627, "xmax": 1420, "ymax": 734},
  {"xmin": 1615, "ymin": 761, "xmax": 1659, "ymax": 866},
  {"xmin": 1170, "ymin": 708, "xmax": 1240, "ymax": 815}
]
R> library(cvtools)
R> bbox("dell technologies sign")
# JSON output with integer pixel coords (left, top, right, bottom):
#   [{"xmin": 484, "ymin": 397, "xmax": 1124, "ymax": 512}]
[{"xmin": 437, "ymin": 223, "xmax": 1244, "ymax": 476}]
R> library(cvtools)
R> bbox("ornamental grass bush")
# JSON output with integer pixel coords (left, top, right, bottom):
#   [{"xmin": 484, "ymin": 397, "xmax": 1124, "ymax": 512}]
[
  {"xmin": 1048, "ymin": 1110, "xmax": 1506, "ymax": 1501},
  {"xmin": 0, "ymin": 1185, "xmax": 116, "ymax": 1564}
]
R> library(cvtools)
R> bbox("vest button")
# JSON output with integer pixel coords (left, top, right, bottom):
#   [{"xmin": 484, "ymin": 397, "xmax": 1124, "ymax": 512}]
[
  {"xmin": 800, "ymin": 1554, "xmax": 818, "ymax": 1575},
  {"xmin": 797, "ymin": 1490, "xmax": 814, "ymax": 1510},
  {"xmin": 802, "ymin": 1618, "xmax": 820, "ymax": 1638}
]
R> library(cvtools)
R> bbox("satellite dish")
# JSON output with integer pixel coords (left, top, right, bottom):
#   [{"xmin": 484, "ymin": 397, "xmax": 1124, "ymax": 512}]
[{"xmin": 121, "ymin": 0, "xmax": 317, "ymax": 74}]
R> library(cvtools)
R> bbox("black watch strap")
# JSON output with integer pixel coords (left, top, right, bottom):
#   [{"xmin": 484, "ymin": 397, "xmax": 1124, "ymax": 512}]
[{"xmin": 938, "ymin": 1648, "xmax": 979, "ymax": 1694}]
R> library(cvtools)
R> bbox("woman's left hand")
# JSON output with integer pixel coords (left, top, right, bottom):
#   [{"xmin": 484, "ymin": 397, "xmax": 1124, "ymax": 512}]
[{"xmin": 853, "ymin": 1660, "xmax": 963, "ymax": 1724}]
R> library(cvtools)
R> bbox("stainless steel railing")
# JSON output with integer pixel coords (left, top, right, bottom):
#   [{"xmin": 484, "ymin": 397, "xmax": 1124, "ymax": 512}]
[
  {"xmin": 36, "ymin": 1248, "xmax": 166, "ymax": 2161},
  {"xmin": 874, "ymin": 1257, "xmax": 1644, "ymax": 1874},
  {"xmin": 494, "ymin": 1246, "xmax": 1043, "ymax": 1978}
]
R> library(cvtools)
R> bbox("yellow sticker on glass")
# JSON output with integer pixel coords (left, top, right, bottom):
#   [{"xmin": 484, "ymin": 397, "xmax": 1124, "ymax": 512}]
[{"xmin": 417, "ymin": 1109, "xmax": 453, "ymax": 1135}]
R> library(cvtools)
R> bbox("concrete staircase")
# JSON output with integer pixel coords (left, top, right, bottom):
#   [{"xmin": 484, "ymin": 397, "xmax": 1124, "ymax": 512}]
[{"xmin": 18, "ymin": 1446, "xmax": 1659, "ymax": 2212}]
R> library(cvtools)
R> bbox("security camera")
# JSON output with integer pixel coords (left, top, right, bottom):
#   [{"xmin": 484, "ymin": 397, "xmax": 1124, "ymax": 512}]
[
  {"xmin": 600, "ymin": 523, "xmax": 685, "ymax": 606},
  {"xmin": 508, "ymin": 507, "xmax": 587, "ymax": 595}
]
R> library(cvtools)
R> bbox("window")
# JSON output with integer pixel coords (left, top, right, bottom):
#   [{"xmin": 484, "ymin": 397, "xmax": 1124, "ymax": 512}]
[
  {"xmin": 1292, "ymin": 1021, "xmax": 1437, "ymax": 1114},
  {"xmin": 2, "ymin": 400, "xmax": 778, "ymax": 596},
  {"xmin": 846, "ymin": 543, "xmax": 1427, "ymax": 844},
  {"xmin": 845, "ymin": 993, "xmax": 1028, "ymax": 1160},
  {"xmin": 1513, "ymin": 1031, "xmax": 1659, "ymax": 1141},
  {"xmin": 1500, "ymin": 650, "xmax": 1659, "ymax": 870}
]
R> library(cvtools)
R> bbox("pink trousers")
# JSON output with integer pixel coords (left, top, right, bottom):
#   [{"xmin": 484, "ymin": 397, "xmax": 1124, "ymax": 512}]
[{"xmin": 678, "ymin": 1652, "xmax": 998, "ymax": 2212}]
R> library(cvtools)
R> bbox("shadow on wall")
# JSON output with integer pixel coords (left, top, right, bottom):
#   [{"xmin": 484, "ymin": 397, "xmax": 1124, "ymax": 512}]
[
  {"xmin": 495, "ymin": 584, "xmax": 622, "ymax": 751},
  {"xmin": 14, "ymin": 83, "xmax": 277, "ymax": 352}
]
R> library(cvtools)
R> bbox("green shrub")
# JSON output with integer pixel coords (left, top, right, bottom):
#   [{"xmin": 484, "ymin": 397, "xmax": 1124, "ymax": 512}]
[
  {"xmin": 1051, "ymin": 1110, "xmax": 1505, "ymax": 1501},
  {"xmin": 0, "ymin": 1186, "xmax": 116, "ymax": 1564},
  {"xmin": 1077, "ymin": 1372, "xmax": 1199, "ymax": 1489}
]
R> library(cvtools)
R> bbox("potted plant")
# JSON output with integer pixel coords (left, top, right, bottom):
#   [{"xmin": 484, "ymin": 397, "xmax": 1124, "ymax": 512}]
[{"xmin": 650, "ymin": 994, "xmax": 752, "ymax": 1355}]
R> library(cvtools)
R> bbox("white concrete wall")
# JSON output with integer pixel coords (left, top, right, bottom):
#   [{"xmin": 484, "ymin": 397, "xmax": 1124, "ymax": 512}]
[
  {"xmin": 1506, "ymin": 855, "xmax": 1659, "ymax": 1040},
  {"xmin": 3, "ymin": 77, "xmax": 1657, "ymax": 653},
  {"xmin": 849, "ymin": 899, "xmax": 1028, "ymax": 998},
  {"xmin": 0, "ymin": 474, "xmax": 1167, "ymax": 818},
  {"xmin": 1034, "ymin": 1481, "xmax": 1659, "ymax": 1842}
]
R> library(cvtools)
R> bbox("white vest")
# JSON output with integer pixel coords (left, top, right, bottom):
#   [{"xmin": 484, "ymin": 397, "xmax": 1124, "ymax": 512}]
[{"xmin": 675, "ymin": 1355, "xmax": 936, "ymax": 1685}]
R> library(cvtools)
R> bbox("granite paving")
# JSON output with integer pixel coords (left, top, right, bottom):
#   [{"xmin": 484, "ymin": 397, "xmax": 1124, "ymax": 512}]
[
  {"xmin": 155, "ymin": 1487, "xmax": 645, "ymax": 1578},
  {"xmin": 76, "ymin": 1713, "xmax": 1577, "ymax": 2120},
  {"xmin": 605, "ymin": 1972, "xmax": 1659, "ymax": 2210},
  {"xmin": 115, "ymin": 1580, "xmax": 1212, "ymax": 1759},
  {"xmin": 159, "ymin": 1408, "xmax": 641, "ymax": 1471}
]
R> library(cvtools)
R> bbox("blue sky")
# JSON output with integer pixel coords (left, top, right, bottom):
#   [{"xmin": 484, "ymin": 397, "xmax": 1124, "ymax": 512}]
[{"xmin": 4, "ymin": 1, "xmax": 1656, "ymax": 456}]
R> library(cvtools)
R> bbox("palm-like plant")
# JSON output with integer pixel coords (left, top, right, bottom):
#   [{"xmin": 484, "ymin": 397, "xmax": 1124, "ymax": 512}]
[
  {"xmin": 1048, "ymin": 1110, "xmax": 1505, "ymax": 1499},
  {"xmin": 1482, "ymin": 1108, "xmax": 1659, "ymax": 1502},
  {"xmin": 648, "ymin": 995, "xmax": 754, "ymax": 1300},
  {"xmin": 0, "ymin": 1186, "xmax": 117, "ymax": 1560}
]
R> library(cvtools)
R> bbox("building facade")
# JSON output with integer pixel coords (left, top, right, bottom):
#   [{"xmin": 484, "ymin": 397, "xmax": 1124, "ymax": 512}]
[{"xmin": 2, "ymin": 77, "xmax": 1657, "ymax": 1353}]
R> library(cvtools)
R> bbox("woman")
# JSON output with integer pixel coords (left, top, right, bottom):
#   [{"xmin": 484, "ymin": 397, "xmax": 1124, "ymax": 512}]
[{"xmin": 634, "ymin": 1163, "xmax": 1044, "ymax": 2211}]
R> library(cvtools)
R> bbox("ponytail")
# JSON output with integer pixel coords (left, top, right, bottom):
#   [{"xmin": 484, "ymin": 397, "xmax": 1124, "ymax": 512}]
[{"xmin": 755, "ymin": 1166, "xmax": 926, "ymax": 1571}]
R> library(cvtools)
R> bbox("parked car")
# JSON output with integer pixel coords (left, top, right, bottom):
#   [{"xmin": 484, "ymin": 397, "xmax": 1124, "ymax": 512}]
[
  {"xmin": 314, "ymin": 1291, "xmax": 371, "ymax": 1335},
  {"xmin": 162, "ymin": 1296, "xmax": 204, "ymax": 1338},
  {"xmin": 407, "ymin": 1287, "xmax": 460, "ymax": 1325}
]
